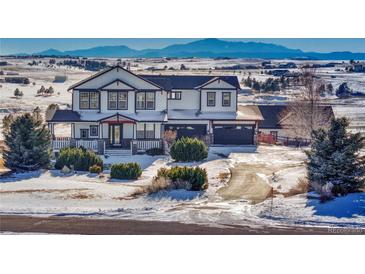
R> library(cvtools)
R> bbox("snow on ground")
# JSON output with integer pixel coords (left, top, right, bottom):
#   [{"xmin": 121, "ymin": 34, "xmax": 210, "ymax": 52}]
[{"xmin": 1, "ymin": 145, "xmax": 364, "ymax": 229}]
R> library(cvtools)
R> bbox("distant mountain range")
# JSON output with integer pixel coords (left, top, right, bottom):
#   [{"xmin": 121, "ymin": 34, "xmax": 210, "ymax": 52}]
[{"xmin": 18, "ymin": 39, "xmax": 365, "ymax": 60}]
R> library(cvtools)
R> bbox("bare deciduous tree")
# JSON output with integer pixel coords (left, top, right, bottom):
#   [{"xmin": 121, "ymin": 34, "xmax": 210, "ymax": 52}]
[
  {"xmin": 163, "ymin": 130, "xmax": 177, "ymax": 153},
  {"xmin": 279, "ymin": 68, "xmax": 332, "ymax": 139}
]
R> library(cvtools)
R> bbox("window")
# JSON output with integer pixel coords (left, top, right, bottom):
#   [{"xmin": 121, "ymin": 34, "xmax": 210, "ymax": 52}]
[
  {"xmin": 79, "ymin": 92, "xmax": 90, "ymax": 109},
  {"xmin": 90, "ymin": 125, "xmax": 99, "ymax": 137},
  {"xmin": 118, "ymin": 92, "xmax": 128, "ymax": 109},
  {"xmin": 108, "ymin": 92, "xmax": 118, "ymax": 109},
  {"xmin": 136, "ymin": 123, "xmax": 145, "ymax": 139},
  {"xmin": 136, "ymin": 123, "xmax": 155, "ymax": 139},
  {"xmin": 79, "ymin": 91, "xmax": 99, "ymax": 109},
  {"xmin": 168, "ymin": 91, "xmax": 181, "ymax": 100},
  {"xmin": 146, "ymin": 92, "xmax": 155, "ymax": 110},
  {"xmin": 108, "ymin": 91, "xmax": 128, "ymax": 110},
  {"xmin": 89, "ymin": 92, "xmax": 99, "ymax": 109},
  {"xmin": 136, "ymin": 92, "xmax": 145, "ymax": 110},
  {"xmin": 145, "ymin": 124, "xmax": 155, "ymax": 139},
  {"xmin": 222, "ymin": 92, "xmax": 231, "ymax": 107},
  {"xmin": 136, "ymin": 92, "xmax": 155, "ymax": 110},
  {"xmin": 80, "ymin": 129, "xmax": 89, "ymax": 139},
  {"xmin": 207, "ymin": 92, "xmax": 216, "ymax": 106}
]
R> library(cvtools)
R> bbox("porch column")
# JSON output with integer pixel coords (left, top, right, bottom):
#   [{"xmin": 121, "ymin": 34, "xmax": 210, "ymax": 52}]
[
  {"xmin": 71, "ymin": 123, "xmax": 75, "ymax": 138},
  {"xmin": 99, "ymin": 123, "xmax": 103, "ymax": 139},
  {"xmin": 48, "ymin": 123, "xmax": 55, "ymax": 139}
]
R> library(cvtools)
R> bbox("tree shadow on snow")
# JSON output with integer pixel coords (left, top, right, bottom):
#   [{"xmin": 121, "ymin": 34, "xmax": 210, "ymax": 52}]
[
  {"xmin": 146, "ymin": 189, "xmax": 203, "ymax": 201},
  {"xmin": 306, "ymin": 192, "xmax": 365, "ymax": 218},
  {"xmin": 166, "ymin": 146, "xmax": 258, "ymax": 167},
  {"xmin": 0, "ymin": 170, "xmax": 43, "ymax": 183}
]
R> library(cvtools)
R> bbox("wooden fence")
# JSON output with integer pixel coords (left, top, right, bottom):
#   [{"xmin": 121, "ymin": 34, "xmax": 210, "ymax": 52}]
[{"xmin": 258, "ymin": 133, "xmax": 311, "ymax": 147}]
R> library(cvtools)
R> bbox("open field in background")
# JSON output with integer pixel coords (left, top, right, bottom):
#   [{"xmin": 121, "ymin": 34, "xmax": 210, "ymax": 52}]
[{"xmin": 1, "ymin": 57, "xmax": 365, "ymax": 140}]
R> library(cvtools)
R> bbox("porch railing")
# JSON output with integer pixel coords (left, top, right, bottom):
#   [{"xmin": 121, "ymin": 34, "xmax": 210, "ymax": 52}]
[
  {"xmin": 52, "ymin": 138, "xmax": 162, "ymax": 154},
  {"xmin": 51, "ymin": 138, "xmax": 99, "ymax": 152},
  {"xmin": 51, "ymin": 137, "xmax": 71, "ymax": 151},
  {"xmin": 132, "ymin": 139, "xmax": 162, "ymax": 151},
  {"xmin": 75, "ymin": 139, "xmax": 98, "ymax": 151}
]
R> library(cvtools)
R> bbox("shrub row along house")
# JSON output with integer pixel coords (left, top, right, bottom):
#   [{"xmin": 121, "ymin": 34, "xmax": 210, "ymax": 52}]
[{"xmin": 47, "ymin": 65, "xmax": 264, "ymax": 155}]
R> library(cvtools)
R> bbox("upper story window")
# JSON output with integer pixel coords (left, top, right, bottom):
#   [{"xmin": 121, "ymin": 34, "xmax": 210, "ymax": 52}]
[
  {"xmin": 108, "ymin": 91, "xmax": 128, "ymax": 110},
  {"xmin": 136, "ymin": 92, "xmax": 155, "ymax": 110},
  {"xmin": 222, "ymin": 92, "xmax": 231, "ymax": 107},
  {"xmin": 168, "ymin": 91, "xmax": 181, "ymax": 100},
  {"xmin": 207, "ymin": 92, "xmax": 216, "ymax": 107},
  {"xmin": 79, "ymin": 91, "xmax": 99, "ymax": 109}
]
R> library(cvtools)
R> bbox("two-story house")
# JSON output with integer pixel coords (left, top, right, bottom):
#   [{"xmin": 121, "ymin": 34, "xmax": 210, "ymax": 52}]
[{"xmin": 47, "ymin": 65, "xmax": 263, "ymax": 155}]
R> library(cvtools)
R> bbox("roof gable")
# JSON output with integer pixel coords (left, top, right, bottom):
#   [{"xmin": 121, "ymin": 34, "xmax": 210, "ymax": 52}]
[
  {"xmin": 99, "ymin": 113, "xmax": 137, "ymax": 123},
  {"xmin": 68, "ymin": 66, "xmax": 163, "ymax": 91},
  {"xmin": 197, "ymin": 77, "xmax": 238, "ymax": 89},
  {"xmin": 100, "ymin": 79, "xmax": 136, "ymax": 90}
]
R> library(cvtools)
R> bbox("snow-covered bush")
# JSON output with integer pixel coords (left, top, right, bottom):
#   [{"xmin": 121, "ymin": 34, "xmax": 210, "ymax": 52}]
[
  {"xmin": 55, "ymin": 147, "xmax": 103, "ymax": 172},
  {"xmin": 170, "ymin": 137, "xmax": 208, "ymax": 162},
  {"xmin": 154, "ymin": 166, "xmax": 208, "ymax": 191},
  {"xmin": 306, "ymin": 117, "xmax": 365, "ymax": 198},
  {"xmin": 110, "ymin": 163, "xmax": 142, "ymax": 179},
  {"xmin": 89, "ymin": 164, "xmax": 102, "ymax": 174}
]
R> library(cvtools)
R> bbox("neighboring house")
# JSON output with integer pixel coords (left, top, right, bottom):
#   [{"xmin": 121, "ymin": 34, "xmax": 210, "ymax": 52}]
[
  {"xmin": 257, "ymin": 105, "xmax": 287, "ymax": 140},
  {"xmin": 47, "ymin": 65, "xmax": 263, "ymax": 155},
  {"xmin": 257, "ymin": 104, "xmax": 335, "ymax": 141}
]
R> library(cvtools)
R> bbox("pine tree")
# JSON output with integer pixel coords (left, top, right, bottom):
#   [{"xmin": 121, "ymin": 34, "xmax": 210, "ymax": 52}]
[
  {"xmin": 4, "ymin": 113, "xmax": 51, "ymax": 171},
  {"xmin": 32, "ymin": 107, "xmax": 43, "ymax": 123},
  {"xmin": 336, "ymin": 82, "xmax": 352, "ymax": 98},
  {"xmin": 14, "ymin": 88, "xmax": 23, "ymax": 98},
  {"xmin": 252, "ymin": 81, "xmax": 261, "ymax": 91},
  {"xmin": 326, "ymin": 83, "xmax": 334, "ymax": 95},
  {"xmin": 2, "ymin": 114, "xmax": 15, "ymax": 135},
  {"xmin": 306, "ymin": 118, "xmax": 365, "ymax": 196},
  {"xmin": 47, "ymin": 86, "xmax": 54, "ymax": 94},
  {"xmin": 37, "ymin": 85, "xmax": 46, "ymax": 95}
]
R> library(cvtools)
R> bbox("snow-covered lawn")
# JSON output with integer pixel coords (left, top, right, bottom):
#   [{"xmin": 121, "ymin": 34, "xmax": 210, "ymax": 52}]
[{"xmin": 1, "ymin": 145, "xmax": 364, "ymax": 229}]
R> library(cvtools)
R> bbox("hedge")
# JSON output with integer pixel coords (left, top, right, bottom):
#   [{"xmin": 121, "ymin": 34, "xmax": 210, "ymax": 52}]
[
  {"xmin": 170, "ymin": 137, "xmax": 208, "ymax": 162},
  {"xmin": 89, "ymin": 164, "xmax": 102, "ymax": 174},
  {"xmin": 110, "ymin": 162, "xmax": 142, "ymax": 179},
  {"xmin": 54, "ymin": 147, "xmax": 103, "ymax": 171},
  {"xmin": 156, "ymin": 166, "xmax": 208, "ymax": 191}
]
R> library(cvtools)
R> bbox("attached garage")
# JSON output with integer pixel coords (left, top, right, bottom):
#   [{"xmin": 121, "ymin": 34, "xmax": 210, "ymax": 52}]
[
  {"xmin": 213, "ymin": 124, "xmax": 254, "ymax": 145},
  {"xmin": 164, "ymin": 124, "xmax": 207, "ymax": 139}
]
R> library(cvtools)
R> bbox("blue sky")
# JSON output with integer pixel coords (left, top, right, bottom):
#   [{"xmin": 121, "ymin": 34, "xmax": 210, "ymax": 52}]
[{"xmin": 1, "ymin": 38, "xmax": 364, "ymax": 55}]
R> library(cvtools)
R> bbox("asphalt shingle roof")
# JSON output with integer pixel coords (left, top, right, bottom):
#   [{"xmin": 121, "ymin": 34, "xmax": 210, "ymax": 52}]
[
  {"xmin": 139, "ymin": 75, "xmax": 240, "ymax": 90},
  {"xmin": 47, "ymin": 110, "xmax": 81, "ymax": 122},
  {"xmin": 258, "ymin": 105, "xmax": 287, "ymax": 129},
  {"xmin": 258, "ymin": 105, "xmax": 334, "ymax": 129}
]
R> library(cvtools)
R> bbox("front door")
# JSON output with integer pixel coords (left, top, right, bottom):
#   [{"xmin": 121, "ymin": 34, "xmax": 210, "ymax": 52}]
[{"xmin": 109, "ymin": 124, "xmax": 123, "ymax": 146}]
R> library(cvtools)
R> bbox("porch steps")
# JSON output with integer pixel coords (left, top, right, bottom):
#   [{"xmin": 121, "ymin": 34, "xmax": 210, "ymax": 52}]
[{"xmin": 104, "ymin": 149, "xmax": 132, "ymax": 157}]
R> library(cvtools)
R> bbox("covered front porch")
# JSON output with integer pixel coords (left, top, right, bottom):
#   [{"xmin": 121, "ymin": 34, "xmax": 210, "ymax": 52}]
[{"xmin": 48, "ymin": 113, "xmax": 164, "ymax": 155}]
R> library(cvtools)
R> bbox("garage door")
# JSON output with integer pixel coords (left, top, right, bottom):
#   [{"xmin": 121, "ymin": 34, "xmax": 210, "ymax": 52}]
[
  {"xmin": 164, "ymin": 124, "xmax": 207, "ymax": 139},
  {"xmin": 213, "ymin": 124, "xmax": 254, "ymax": 145}
]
